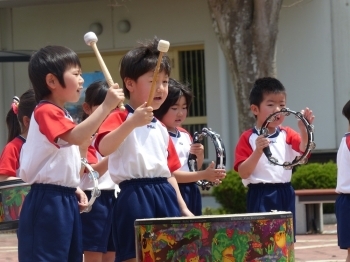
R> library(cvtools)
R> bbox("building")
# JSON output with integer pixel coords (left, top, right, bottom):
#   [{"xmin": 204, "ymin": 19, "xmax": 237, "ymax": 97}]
[{"xmin": 0, "ymin": 0, "xmax": 349, "ymax": 169}]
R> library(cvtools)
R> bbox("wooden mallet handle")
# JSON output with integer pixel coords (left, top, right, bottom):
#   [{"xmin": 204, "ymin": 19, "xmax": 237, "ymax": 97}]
[
  {"xmin": 84, "ymin": 32, "xmax": 125, "ymax": 110},
  {"xmin": 146, "ymin": 40, "xmax": 170, "ymax": 107}
]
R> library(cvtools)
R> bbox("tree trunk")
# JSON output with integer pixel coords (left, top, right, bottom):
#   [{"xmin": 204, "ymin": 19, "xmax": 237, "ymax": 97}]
[{"xmin": 207, "ymin": 0, "xmax": 283, "ymax": 133}]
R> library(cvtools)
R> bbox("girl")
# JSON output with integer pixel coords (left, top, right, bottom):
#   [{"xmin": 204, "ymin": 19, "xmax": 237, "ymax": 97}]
[
  {"xmin": 0, "ymin": 89, "xmax": 36, "ymax": 182},
  {"xmin": 79, "ymin": 80, "xmax": 119, "ymax": 262},
  {"xmin": 154, "ymin": 78, "xmax": 226, "ymax": 215}
]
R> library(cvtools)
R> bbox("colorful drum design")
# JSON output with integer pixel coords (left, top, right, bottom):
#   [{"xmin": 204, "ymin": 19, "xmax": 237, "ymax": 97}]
[
  {"xmin": 135, "ymin": 211, "xmax": 294, "ymax": 262},
  {"xmin": 0, "ymin": 179, "xmax": 30, "ymax": 231}
]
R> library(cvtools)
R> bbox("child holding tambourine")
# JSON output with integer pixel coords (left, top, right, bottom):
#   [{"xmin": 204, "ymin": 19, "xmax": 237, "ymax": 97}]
[
  {"xmin": 154, "ymin": 78, "xmax": 226, "ymax": 216},
  {"xmin": 335, "ymin": 99, "xmax": 350, "ymax": 262},
  {"xmin": 79, "ymin": 80, "xmax": 119, "ymax": 262},
  {"xmin": 0, "ymin": 89, "xmax": 36, "ymax": 182},
  {"xmin": 234, "ymin": 77, "xmax": 315, "ymax": 239}
]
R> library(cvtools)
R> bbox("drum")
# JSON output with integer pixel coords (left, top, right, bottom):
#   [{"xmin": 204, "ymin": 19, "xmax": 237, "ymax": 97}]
[
  {"xmin": 0, "ymin": 179, "xmax": 30, "ymax": 231},
  {"xmin": 135, "ymin": 211, "xmax": 294, "ymax": 261}
]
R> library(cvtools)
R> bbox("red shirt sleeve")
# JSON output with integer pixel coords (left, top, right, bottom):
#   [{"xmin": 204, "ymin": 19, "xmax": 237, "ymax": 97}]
[
  {"xmin": 34, "ymin": 103, "xmax": 76, "ymax": 145},
  {"xmin": 87, "ymin": 145, "xmax": 98, "ymax": 165},
  {"xmin": 233, "ymin": 130, "xmax": 254, "ymax": 172},
  {"xmin": 94, "ymin": 109, "xmax": 129, "ymax": 155},
  {"xmin": 0, "ymin": 137, "xmax": 25, "ymax": 177},
  {"xmin": 283, "ymin": 126, "xmax": 302, "ymax": 153},
  {"xmin": 167, "ymin": 136, "xmax": 181, "ymax": 173}
]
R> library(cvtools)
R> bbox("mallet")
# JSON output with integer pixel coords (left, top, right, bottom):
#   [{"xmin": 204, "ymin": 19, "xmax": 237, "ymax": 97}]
[
  {"xmin": 84, "ymin": 31, "xmax": 125, "ymax": 110},
  {"xmin": 146, "ymin": 40, "xmax": 170, "ymax": 106}
]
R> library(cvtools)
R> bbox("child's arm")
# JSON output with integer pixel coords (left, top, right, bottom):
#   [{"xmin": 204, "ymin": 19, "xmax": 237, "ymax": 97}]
[
  {"xmin": 98, "ymin": 102, "xmax": 154, "ymax": 156},
  {"xmin": 237, "ymin": 135, "xmax": 270, "ymax": 179},
  {"xmin": 298, "ymin": 107, "xmax": 315, "ymax": 152},
  {"xmin": 167, "ymin": 175, "xmax": 194, "ymax": 217},
  {"xmin": 75, "ymin": 186, "xmax": 88, "ymax": 212},
  {"xmin": 60, "ymin": 85, "xmax": 124, "ymax": 145},
  {"xmin": 173, "ymin": 161, "xmax": 226, "ymax": 183},
  {"xmin": 90, "ymin": 157, "xmax": 109, "ymax": 177}
]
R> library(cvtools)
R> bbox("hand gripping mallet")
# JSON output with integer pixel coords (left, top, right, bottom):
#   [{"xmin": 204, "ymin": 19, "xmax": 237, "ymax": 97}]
[
  {"xmin": 84, "ymin": 32, "xmax": 125, "ymax": 110},
  {"xmin": 146, "ymin": 40, "xmax": 170, "ymax": 106}
]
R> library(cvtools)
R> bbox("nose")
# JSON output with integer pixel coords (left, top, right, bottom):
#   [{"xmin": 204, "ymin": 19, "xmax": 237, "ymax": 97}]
[{"xmin": 79, "ymin": 75, "xmax": 84, "ymax": 85}]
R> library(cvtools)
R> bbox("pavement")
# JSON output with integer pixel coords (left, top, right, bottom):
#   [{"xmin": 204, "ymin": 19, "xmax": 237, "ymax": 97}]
[{"xmin": 0, "ymin": 224, "xmax": 346, "ymax": 262}]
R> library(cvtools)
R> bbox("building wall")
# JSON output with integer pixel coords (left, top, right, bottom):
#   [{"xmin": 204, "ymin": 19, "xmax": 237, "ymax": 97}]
[{"xmin": 0, "ymin": 0, "xmax": 349, "ymax": 170}]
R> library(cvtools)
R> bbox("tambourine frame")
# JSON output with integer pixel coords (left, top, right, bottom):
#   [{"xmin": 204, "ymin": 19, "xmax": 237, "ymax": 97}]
[
  {"xmin": 80, "ymin": 158, "xmax": 101, "ymax": 213},
  {"xmin": 259, "ymin": 108, "xmax": 316, "ymax": 170},
  {"xmin": 188, "ymin": 127, "xmax": 226, "ymax": 190}
]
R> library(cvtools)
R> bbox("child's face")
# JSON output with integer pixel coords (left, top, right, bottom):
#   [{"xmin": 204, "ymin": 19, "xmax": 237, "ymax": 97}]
[
  {"xmin": 161, "ymin": 96, "xmax": 188, "ymax": 132},
  {"xmin": 128, "ymin": 70, "xmax": 169, "ymax": 110},
  {"xmin": 56, "ymin": 66, "xmax": 84, "ymax": 106},
  {"xmin": 251, "ymin": 92, "xmax": 286, "ymax": 129}
]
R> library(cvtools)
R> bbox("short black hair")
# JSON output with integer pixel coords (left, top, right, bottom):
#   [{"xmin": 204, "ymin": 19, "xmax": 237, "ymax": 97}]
[
  {"xmin": 249, "ymin": 77, "xmax": 286, "ymax": 106},
  {"xmin": 154, "ymin": 78, "xmax": 193, "ymax": 121},
  {"xmin": 119, "ymin": 37, "xmax": 171, "ymax": 99},
  {"xmin": 342, "ymin": 99, "xmax": 350, "ymax": 123},
  {"xmin": 28, "ymin": 45, "xmax": 81, "ymax": 102},
  {"xmin": 81, "ymin": 80, "xmax": 109, "ymax": 121}
]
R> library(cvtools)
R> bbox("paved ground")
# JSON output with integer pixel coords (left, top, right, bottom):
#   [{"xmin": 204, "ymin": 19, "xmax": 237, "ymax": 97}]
[{"xmin": 0, "ymin": 224, "xmax": 346, "ymax": 262}]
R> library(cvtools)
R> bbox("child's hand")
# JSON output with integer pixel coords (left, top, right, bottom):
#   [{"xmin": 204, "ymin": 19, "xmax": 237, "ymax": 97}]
[
  {"xmin": 189, "ymin": 143, "xmax": 204, "ymax": 159},
  {"xmin": 298, "ymin": 107, "xmax": 315, "ymax": 130},
  {"xmin": 103, "ymin": 84, "xmax": 125, "ymax": 111},
  {"xmin": 129, "ymin": 102, "xmax": 154, "ymax": 127},
  {"xmin": 202, "ymin": 161, "xmax": 226, "ymax": 183},
  {"xmin": 255, "ymin": 135, "xmax": 270, "ymax": 153},
  {"xmin": 75, "ymin": 187, "xmax": 88, "ymax": 212}
]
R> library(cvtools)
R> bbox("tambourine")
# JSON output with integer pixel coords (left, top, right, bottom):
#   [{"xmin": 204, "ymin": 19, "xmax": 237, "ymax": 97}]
[
  {"xmin": 80, "ymin": 158, "xmax": 101, "ymax": 213},
  {"xmin": 188, "ymin": 127, "xmax": 226, "ymax": 190},
  {"xmin": 259, "ymin": 108, "xmax": 316, "ymax": 170}
]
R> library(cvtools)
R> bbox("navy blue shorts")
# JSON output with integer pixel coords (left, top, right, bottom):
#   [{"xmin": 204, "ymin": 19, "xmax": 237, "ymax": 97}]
[
  {"xmin": 247, "ymin": 182, "xmax": 296, "ymax": 241},
  {"xmin": 112, "ymin": 177, "xmax": 181, "ymax": 262},
  {"xmin": 335, "ymin": 194, "xmax": 350, "ymax": 249},
  {"xmin": 18, "ymin": 183, "xmax": 82, "ymax": 262},
  {"xmin": 179, "ymin": 182, "xmax": 202, "ymax": 216},
  {"xmin": 81, "ymin": 190, "xmax": 116, "ymax": 253}
]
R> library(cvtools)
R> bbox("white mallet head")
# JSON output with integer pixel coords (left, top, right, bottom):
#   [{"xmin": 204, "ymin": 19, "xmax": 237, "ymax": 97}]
[
  {"xmin": 84, "ymin": 32, "xmax": 98, "ymax": 46},
  {"xmin": 158, "ymin": 40, "xmax": 170, "ymax": 53}
]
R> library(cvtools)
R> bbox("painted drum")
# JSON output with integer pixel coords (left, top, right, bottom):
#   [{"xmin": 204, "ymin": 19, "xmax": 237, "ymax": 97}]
[
  {"xmin": 0, "ymin": 179, "xmax": 30, "ymax": 231},
  {"xmin": 135, "ymin": 211, "xmax": 294, "ymax": 261}
]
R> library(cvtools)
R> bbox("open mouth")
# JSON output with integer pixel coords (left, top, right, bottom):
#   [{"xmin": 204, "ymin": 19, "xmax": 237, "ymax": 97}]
[{"xmin": 154, "ymin": 96, "xmax": 162, "ymax": 101}]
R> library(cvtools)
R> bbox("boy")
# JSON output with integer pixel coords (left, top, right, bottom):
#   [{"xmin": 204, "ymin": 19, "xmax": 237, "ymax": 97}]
[
  {"xmin": 18, "ymin": 45, "xmax": 124, "ymax": 262},
  {"xmin": 335, "ymin": 99, "xmax": 350, "ymax": 262},
  {"xmin": 233, "ymin": 77, "xmax": 315, "ymax": 238},
  {"xmin": 94, "ymin": 38, "xmax": 193, "ymax": 262}
]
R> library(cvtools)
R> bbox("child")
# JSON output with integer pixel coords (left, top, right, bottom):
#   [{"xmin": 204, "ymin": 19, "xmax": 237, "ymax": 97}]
[
  {"xmin": 154, "ymin": 78, "xmax": 226, "ymax": 215},
  {"xmin": 94, "ymin": 38, "xmax": 193, "ymax": 262},
  {"xmin": 233, "ymin": 77, "xmax": 315, "ymax": 239},
  {"xmin": 80, "ymin": 80, "xmax": 118, "ymax": 262},
  {"xmin": 17, "ymin": 45, "xmax": 124, "ymax": 262},
  {"xmin": 0, "ymin": 89, "xmax": 36, "ymax": 182},
  {"xmin": 335, "ymin": 99, "xmax": 350, "ymax": 262}
]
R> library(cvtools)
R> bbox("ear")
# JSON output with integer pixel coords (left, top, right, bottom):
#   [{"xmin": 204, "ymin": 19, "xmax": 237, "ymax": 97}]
[
  {"xmin": 250, "ymin": 104, "xmax": 259, "ymax": 116},
  {"xmin": 45, "ymin": 73, "xmax": 58, "ymax": 91},
  {"xmin": 82, "ymin": 102, "xmax": 91, "ymax": 115},
  {"xmin": 124, "ymin": 77, "xmax": 134, "ymax": 93},
  {"xmin": 22, "ymin": 116, "xmax": 31, "ymax": 129}
]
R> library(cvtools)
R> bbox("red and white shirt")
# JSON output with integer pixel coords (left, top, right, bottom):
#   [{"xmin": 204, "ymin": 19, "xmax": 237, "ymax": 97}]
[
  {"xmin": 169, "ymin": 127, "xmax": 192, "ymax": 172},
  {"xmin": 19, "ymin": 102, "xmax": 80, "ymax": 187},
  {"xmin": 0, "ymin": 136, "xmax": 26, "ymax": 177},
  {"xmin": 336, "ymin": 133, "xmax": 350, "ymax": 193},
  {"xmin": 234, "ymin": 126, "xmax": 302, "ymax": 186},
  {"xmin": 80, "ymin": 143, "xmax": 119, "ymax": 191},
  {"xmin": 95, "ymin": 104, "xmax": 181, "ymax": 185}
]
